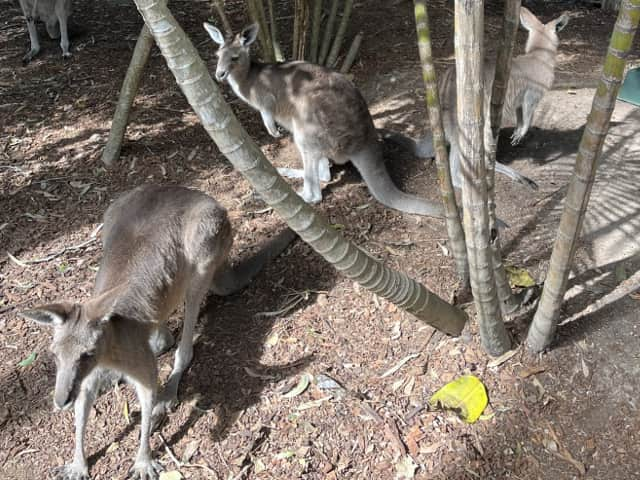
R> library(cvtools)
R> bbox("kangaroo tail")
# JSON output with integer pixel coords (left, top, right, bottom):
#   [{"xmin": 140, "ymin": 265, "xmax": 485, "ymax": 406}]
[
  {"xmin": 350, "ymin": 146, "xmax": 444, "ymax": 218},
  {"xmin": 212, "ymin": 228, "xmax": 298, "ymax": 296},
  {"xmin": 378, "ymin": 128, "xmax": 435, "ymax": 159},
  {"xmin": 495, "ymin": 162, "xmax": 538, "ymax": 190}
]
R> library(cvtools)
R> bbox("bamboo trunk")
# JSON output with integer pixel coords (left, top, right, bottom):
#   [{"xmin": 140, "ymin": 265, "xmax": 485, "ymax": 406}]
[
  {"xmin": 454, "ymin": 0, "xmax": 510, "ymax": 355},
  {"xmin": 266, "ymin": 0, "xmax": 283, "ymax": 61},
  {"xmin": 527, "ymin": 0, "xmax": 640, "ymax": 352},
  {"xmin": 130, "ymin": 0, "xmax": 468, "ymax": 337},
  {"xmin": 326, "ymin": 0, "xmax": 354, "ymax": 68},
  {"xmin": 319, "ymin": 0, "xmax": 339, "ymax": 65},
  {"xmin": 339, "ymin": 31, "xmax": 362, "ymax": 73},
  {"xmin": 101, "ymin": 25, "xmax": 154, "ymax": 167},
  {"xmin": 213, "ymin": 0, "xmax": 233, "ymax": 36},
  {"xmin": 309, "ymin": 0, "xmax": 323, "ymax": 63},
  {"xmin": 487, "ymin": 0, "xmax": 522, "ymax": 315},
  {"xmin": 247, "ymin": 0, "xmax": 275, "ymax": 61},
  {"xmin": 413, "ymin": 0, "xmax": 469, "ymax": 284}
]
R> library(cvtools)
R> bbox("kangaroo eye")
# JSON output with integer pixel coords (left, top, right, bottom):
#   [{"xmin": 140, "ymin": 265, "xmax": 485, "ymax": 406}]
[
  {"xmin": 231, "ymin": 55, "xmax": 239, "ymax": 61},
  {"xmin": 80, "ymin": 351, "xmax": 95, "ymax": 361}
]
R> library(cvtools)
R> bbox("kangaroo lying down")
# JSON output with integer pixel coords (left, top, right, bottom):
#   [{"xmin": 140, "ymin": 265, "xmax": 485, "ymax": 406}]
[
  {"xmin": 18, "ymin": 0, "xmax": 72, "ymax": 62},
  {"xmin": 20, "ymin": 185, "xmax": 296, "ymax": 480},
  {"xmin": 204, "ymin": 22, "xmax": 445, "ymax": 218}
]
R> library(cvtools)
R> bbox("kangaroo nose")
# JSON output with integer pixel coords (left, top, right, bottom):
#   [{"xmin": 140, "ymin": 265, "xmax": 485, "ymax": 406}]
[{"xmin": 216, "ymin": 70, "xmax": 228, "ymax": 82}]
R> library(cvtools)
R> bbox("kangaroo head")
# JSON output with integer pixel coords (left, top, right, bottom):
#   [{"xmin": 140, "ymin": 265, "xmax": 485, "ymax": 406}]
[
  {"xmin": 520, "ymin": 7, "xmax": 570, "ymax": 53},
  {"xmin": 204, "ymin": 22, "xmax": 259, "ymax": 83},
  {"xmin": 20, "ymin": 286, "xmax": 122, "ymax": 410}
]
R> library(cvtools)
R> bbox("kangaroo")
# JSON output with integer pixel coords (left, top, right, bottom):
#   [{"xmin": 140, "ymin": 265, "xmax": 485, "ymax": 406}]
[
  {"xmin": 431, "ymin": 7, "xmax": 569, "ymax": 190},
  {"xmin": 18, "ymin": 0, "xmax": 72, "ymax": 62},
  {"xmin": 204, "ymin": 22, "xmax": 445, "ymax": 218},
  {"xmin": 20, "ymin": 185, "xmax": 296, "ymax": 480}
]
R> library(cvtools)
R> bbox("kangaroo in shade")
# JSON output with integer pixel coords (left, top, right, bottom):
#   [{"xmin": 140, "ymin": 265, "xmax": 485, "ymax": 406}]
[
  {"xmin": 424, "ymin": 7, "xmax": 570, "ymax": 191},
  {"xmin": 204, "ymin": 22, "xmax": 446, "ymax": 219},
  {"xmin": 20, "ymin": 185, "xmax": 296, "ymax": 480},
  {"xmin": 18, "ymin": 0, "xmax": 72, "ymax": 62}
]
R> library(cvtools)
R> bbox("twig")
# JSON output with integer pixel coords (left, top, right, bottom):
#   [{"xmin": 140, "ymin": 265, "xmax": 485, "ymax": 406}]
[
  {"xmin": 158, "ymin": 433, "xmax": 220, "ymax": 478},
  {"xmin": 158, "ymin": 432, "xmax": 182, "ymax": 468},
  {"xmin": 7, "ymin": 223, "xmax": 103, "ymax": 267}
]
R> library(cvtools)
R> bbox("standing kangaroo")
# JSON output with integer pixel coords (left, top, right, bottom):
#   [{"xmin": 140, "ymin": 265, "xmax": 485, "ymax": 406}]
[
  {"xmin": 20, "ymin": 185, "xmax": 296, "ymax": 480},
  {"xmin": 18, "ymin": 0, "xmax": 72, "ymax": 62},
  {"xmin": 433, "ymin": 7, "xmax": 569, "ymax": 190},
  {"xmin": 204, "ymin": 23, "xmax": 445, "ymax": 218}
]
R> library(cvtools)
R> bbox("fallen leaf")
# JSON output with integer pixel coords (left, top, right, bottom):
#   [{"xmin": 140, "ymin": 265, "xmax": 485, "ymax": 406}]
[
  {"xmin": 380, "ymin": 353, "xmax": 420, "ymax": 378},
  {"xmin": 181, "ymin": 440, "xmax": 199, "ymax": 463},
  {"xmin": 405, "ymin": 425, "xmax": 424, "ymax": 458},
  {"xmin": 244, "ymin": 367, "xmax": 277, "ymax": 380},
  {"xmin": 487, "ymin": 348, "xmax": 518, "ymax": 368},
  {"xmin": 265, "ymin": 331, "xmax": 279, "ymax": 347},
  {"xmin": 395, "ymin": 455, "xmax": 418, "ymax": 479},
  {"xmin": 274, "ymin": 450, "xmax": 296, "ymax": 460},
  {"xmin": 403, "ymin": 376, "xmax": 416, "ymax": 396},
  {"xmin": 159, "ymin": 471, "xmax": 183, "ymax": 480},
  {"xmin": 519, "ymin": 366, "xmax": 546, "ymax": 378},
  {"xmin": 297, "ymin": 396, "xmax": 331, "ymax": 410},
  {"xmin": 18, "ymin": 352, "xmax": 37, "ymax": 367},
  {"xmin": 283, "ymin": 373, "xmax": 312, "ymax": 398},
  {"xmin": 254, "ymin": 458, "xmax": 266, "ymax": 473},
  {"xmin": 429, "ymin": 375, "xmax": 488, "ymax": 423},
  {"xmin": 505, "ymin": 265, "xmax": 536, "ymax": 288},
  {"xmin": 106, "ymin": 442, "xmax": 119, "ymax": 454}
]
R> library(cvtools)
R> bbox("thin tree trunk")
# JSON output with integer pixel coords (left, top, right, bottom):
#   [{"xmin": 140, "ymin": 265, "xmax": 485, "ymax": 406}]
[
  {"xmin": 247, "ymin": 0, "xmax": 275, "ymax": 61},
  {"xmin": 266, "ymin": 0, "xmax": 283, "ymax": 60},
  {"xmin": 413, "ymin": 0, "xmax": 469, "ymax": 285},
  {"xmin": 326, "ymin": 0, "xmax": 354, "ymax": 68},
  {"xmin": 310, "ymin": 0, "xmax": 323, "ymax": 63},
  {"xmin": 213, "ymin": 0, "xmax": 233, "ymax": 37},
  {"xmin": 455, "ymin": 0, "xmax": 510, "ymax": 355},
  {"xmin": 527, "ymin": 0, "xmax": 640, "ymax": 352},
  {"xmin": 130, "ymin": 0, "xmax": 468, "ymax": 337},
  {"xmin": 101, "ymin": 25, "xmax": 153, "ymax": 167},
  {"xmin": 488, "ymin": 0, "xmax": 522, "ymax": 314},
  {"xmin": 293, "ymin": 0, "xmax": 309, "ymax": 60},
  {"xmin": 339, "ymin": 31, "xmax": 362, "ymax": 73},
  {"xmin": 319, "ymin": 0, "xmax": 339, "ymax": 65}
]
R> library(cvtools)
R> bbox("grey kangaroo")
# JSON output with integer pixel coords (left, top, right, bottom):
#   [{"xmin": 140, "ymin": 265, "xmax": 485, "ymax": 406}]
[
  {"xmin": 18, "ymin": 0, "xmax": 72, "ymax": 62},
  {"xmin": 20, "ymin": 185, "xmax": 296, "ymax": 480},
  {"xmin": 204, "ymin": 22, "xmax": 445, "ymax": 218},
  {"xmin": 431, "ymin": 7, "xmax": 569, "ymax": 190}
]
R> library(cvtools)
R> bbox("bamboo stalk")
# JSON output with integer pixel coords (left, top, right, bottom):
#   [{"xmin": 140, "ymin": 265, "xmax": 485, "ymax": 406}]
[
  {"xmin": 326, "ymin": 0, "xmax": 354, "ymax": 68},
  {"xmin": 266, "ymin": 0, "xmax": 283, "ymax": 61},
  {"xmin": 212, "ymin": 0, "xmax": 233, "ymax": 37},
  {"xmin": 413, "ymin": 0, "xmax": 468, "ymax": 284},
  {"xmin": 339, "ymin": 31, "xmax": 362, "ymax": 73},
  {"xmin": 527, "ymin": 0, "xmax": 640, "ymax": 352},
  {"xmin": 102, "ymin": 25, "xmax": 154, "ymax": 167},
  {"xmin": 246, "ymin": 0, "xmax": 274, "ymax": 61},
  {"xmin": 310, "ymin": 0, "xmax": 323, "ymax": 63},
  {"xmin": 319, "ymin": 0, "xmax": 339, "ymax": 65},
  {"xmin": 455, "ymin": 0, "xmax": 510, "ymax": 356}
]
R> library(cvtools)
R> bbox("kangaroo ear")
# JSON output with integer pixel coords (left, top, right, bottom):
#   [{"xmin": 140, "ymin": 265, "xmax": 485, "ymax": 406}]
[
  {"xmin": 239, "ymin": 23, "xmax": 259, "ymax": 46},
  {"xmin": 519, "ymin": 7, "xmax": 539, "ymax": 31},
  {"xmin": 554, "ymin": 14, "xmax": 570, "ymax": 32},
  {"xmin": 20, "ymin": 303, "xmax": 75, "ymax": 327},
  {"xmin": 203, "ymin": 22, "xmax": 226, "ymax": 45},
  {"xmin": 83, "ymin": 284, "xmax": 126, "ymax": 324}
]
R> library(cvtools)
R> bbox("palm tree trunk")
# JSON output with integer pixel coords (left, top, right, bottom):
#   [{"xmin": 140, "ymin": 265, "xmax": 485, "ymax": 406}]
[
  {"xmin": 488, "ymin": 0, "xmax": 522, "ymax": 314},
  {"xmin": 527, "ymin": 0, "xmax": 640, "ymax": 352},
  {"xmin": 454, "ymin": 0, "xmax": 510, "ymax": 355},
  {"xmin": 130, "ymin": 0, "xmax": 468, "ymax": 337},
  {"xmin": 413, "ymin": 0, "xmax": 469, "ymax": 285},
  {"xmin": 101, "ymin": 25, "xmax": 153, "ymax": 167}
]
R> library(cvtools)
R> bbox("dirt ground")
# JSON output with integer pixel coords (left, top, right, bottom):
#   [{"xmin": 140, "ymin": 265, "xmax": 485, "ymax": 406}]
[{"xmin": 1, "ymin": 0, "xmax": 640, "ymax": 479}]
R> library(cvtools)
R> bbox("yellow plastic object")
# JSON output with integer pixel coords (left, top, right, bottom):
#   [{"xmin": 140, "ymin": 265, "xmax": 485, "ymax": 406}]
[{"xmin": 428, "ymin": 375, "xmax": 488, "ymax": 423}]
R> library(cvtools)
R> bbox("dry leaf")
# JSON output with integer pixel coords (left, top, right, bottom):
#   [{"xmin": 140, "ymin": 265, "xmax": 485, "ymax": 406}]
[
  {"xmin": 181, "ymin": 440, "xmax": 199, "ymax": 463},
  {"xmin": 487, "ymin": 348, "xmax": 518, "ymax": 368},
  {"xmin": 395, "ymin": 455, "xmax": 418, "ymax": 479},
  {"xmin": 283, "ymin": 373, "xmax": 312, "ymax": 398},
  {"xmin": 380, "ymin": 353, "xmax": 420, "ymax": 378},
  {"xmin": 159, "ymin": 471, "xmax": 183, "ymax": 480}
]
